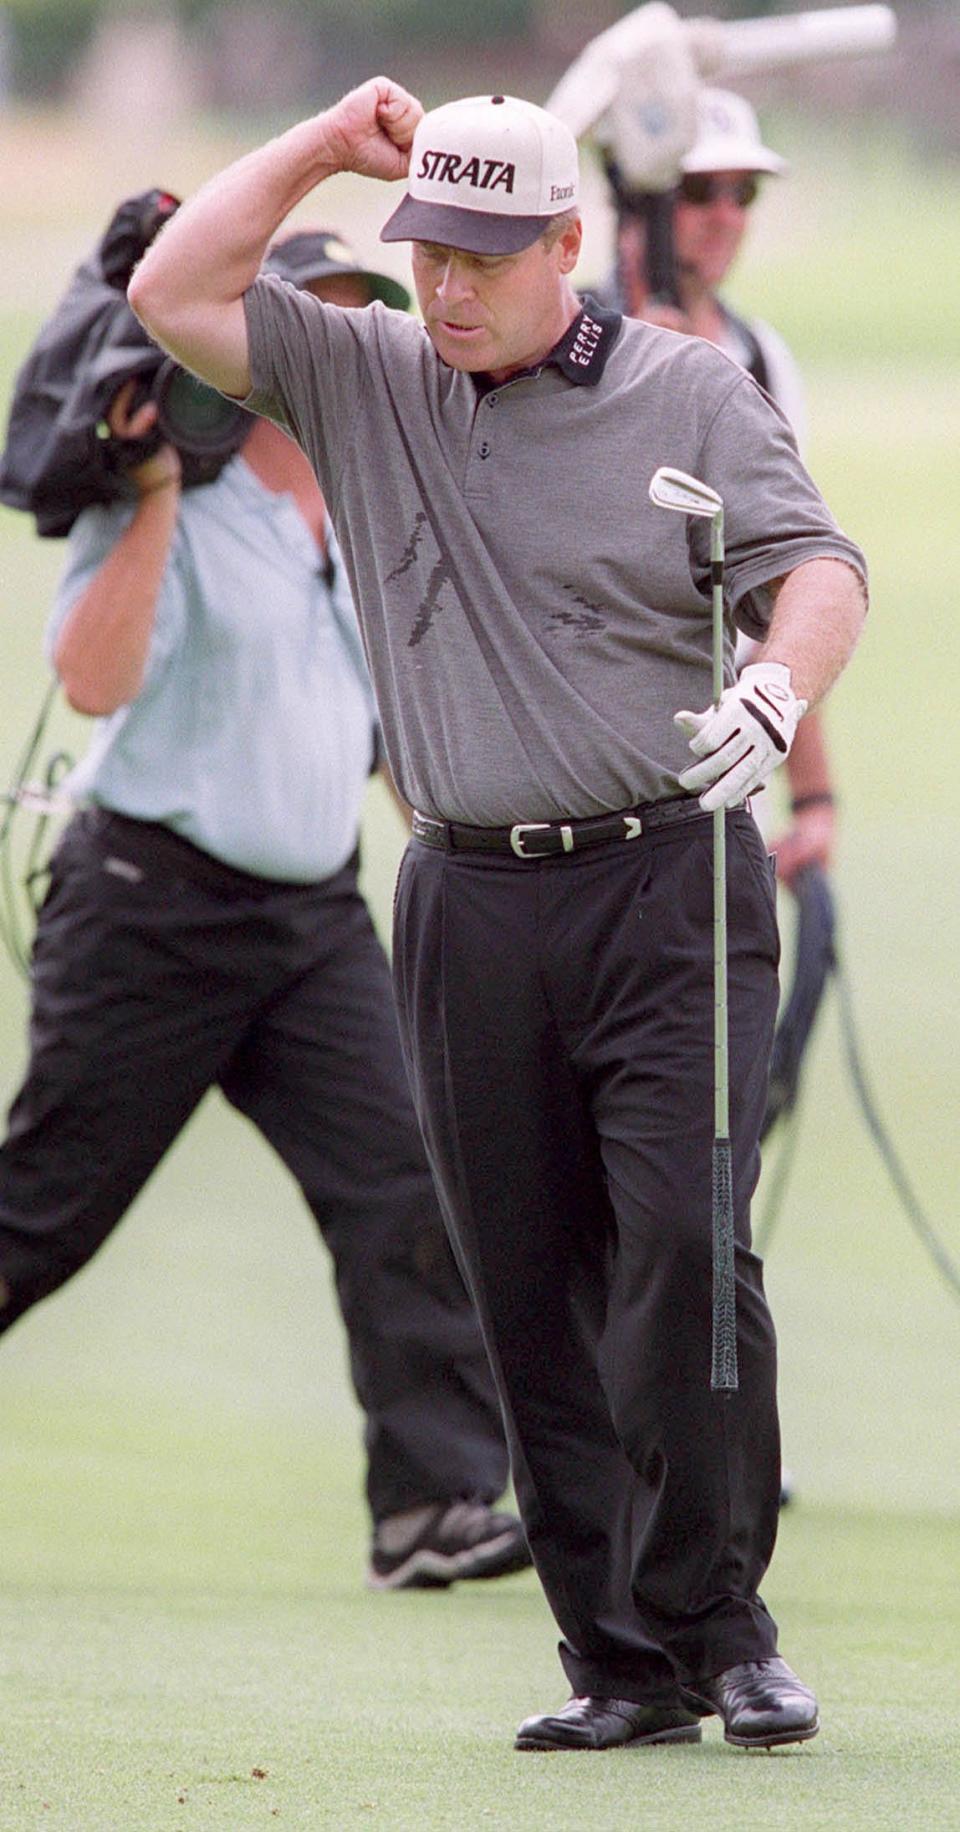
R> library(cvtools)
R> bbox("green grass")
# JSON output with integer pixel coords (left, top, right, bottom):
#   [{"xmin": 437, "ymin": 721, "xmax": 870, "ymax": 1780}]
[
  {"xmin": 1, "ymin": 108, "xmax": 959, "ymax": 1830},
  {"xmin": 730, "ymin": 116, "xmax": 960, "ymax": 372},
  {"xmin": 1, "ymin": 1460, "xmax": 957, "ymax": 1828}
]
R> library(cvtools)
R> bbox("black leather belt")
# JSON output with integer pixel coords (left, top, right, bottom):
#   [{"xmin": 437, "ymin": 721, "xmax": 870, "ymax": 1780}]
[{"xmin": 411, "ymin": 796, "xmax": 708, "ymax": 859}]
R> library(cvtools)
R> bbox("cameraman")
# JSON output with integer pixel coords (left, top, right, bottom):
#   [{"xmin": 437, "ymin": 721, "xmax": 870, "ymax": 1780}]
[
  {"xmin": 611, "ymin": 89, "xmax": 836, "ymax": 889},
  {"xmin": 0, "ymin": 226, "xmax": 529, "ymax": 1593}
]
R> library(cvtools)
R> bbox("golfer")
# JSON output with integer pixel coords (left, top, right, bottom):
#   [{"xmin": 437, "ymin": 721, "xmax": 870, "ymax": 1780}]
[{"xmin": 130, "ymin": 78, "xmax": 867, "ymax": 1752}]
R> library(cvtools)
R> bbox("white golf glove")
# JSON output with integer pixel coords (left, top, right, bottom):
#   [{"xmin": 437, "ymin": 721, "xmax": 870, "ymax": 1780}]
[{"xmin": 674, "ymin": 662, "xmax": 808, "ymax": 812}]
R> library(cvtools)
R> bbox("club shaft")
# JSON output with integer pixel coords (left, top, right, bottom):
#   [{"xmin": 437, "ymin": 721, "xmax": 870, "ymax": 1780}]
[
  {"xmin": 711, "ymin": 515, "xmax": 729, "ymax": 1139},
  {"xmin": 710, "ymin": 509, "xmax": 736, "ymax": 1386},
  {"xmin": 714, "ymin": 809, "xmax": 728, "ymax": 1138},
  {"xmin": 648, "ymin": 469, "xmax": 736, "ymax": 1387}
]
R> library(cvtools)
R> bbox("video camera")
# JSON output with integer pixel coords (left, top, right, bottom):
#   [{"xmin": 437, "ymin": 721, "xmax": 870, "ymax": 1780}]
[{"xmin": 0, "ymin": 189, "xmax": 252, "ymax": 538}]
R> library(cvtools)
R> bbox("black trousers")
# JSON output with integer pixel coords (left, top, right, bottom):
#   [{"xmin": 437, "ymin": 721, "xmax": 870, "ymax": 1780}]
[
  {"xmin": 0, "ymin": 809, "xmax": 509, "ymax": 1523},
  {"xmin": 393, "ymin": 809, "xmax": 782, "ymax": 1698}
]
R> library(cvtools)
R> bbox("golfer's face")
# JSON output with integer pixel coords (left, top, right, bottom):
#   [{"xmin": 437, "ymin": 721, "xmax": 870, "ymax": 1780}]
[{"xmin": 411, "ymin": 232, "xmax": 576, "ymax": 381}]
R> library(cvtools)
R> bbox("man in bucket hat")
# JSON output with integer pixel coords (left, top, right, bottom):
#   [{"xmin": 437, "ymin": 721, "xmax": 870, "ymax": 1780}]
[{"xmin": 130, "ymin": 79, "xmax": 867, "ymax": 1751}]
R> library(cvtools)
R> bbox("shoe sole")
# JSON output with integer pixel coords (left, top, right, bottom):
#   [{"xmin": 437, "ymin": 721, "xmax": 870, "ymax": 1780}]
[
  {"xmin": 725, "ymin": 1718, "xmax": 820, "ymax": 1750},
  {"xmin": 515, "ymin": 1724, "xmax": 702, "ymax": 1752},
  {"xmin": 367, "ymin": 1531, "xmax": 530, "ymax": 1592}
]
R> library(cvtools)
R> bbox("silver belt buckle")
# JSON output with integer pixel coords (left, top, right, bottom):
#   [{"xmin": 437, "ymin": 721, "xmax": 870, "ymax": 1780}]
[
  {"xmin": 510, "ymin": 822, "xmax": 573, "ymax": 858},
  {"xmin": 412, "ymin": 811, "xmax": 445, "ymax": 846}
]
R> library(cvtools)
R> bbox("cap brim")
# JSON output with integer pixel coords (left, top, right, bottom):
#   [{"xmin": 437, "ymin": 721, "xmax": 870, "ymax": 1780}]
[
  {"xmin": 380, "ymin": 193, "xmax": 550, "ymax": 255},
  {"xmin": 681, "ymin": 142, "xmax": 786, "ymax": 177}
]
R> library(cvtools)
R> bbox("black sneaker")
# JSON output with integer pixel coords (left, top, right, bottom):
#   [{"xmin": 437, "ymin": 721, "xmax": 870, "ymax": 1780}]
[{"xmin": 368, "ymin": 1500, "xmax": 532, "ymax": 1591}]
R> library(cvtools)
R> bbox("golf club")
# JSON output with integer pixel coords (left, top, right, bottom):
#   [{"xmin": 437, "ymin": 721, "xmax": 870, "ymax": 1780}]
[{"xmin": 648, "ymin": 465, "xmax": 737, "ymax": 1391}]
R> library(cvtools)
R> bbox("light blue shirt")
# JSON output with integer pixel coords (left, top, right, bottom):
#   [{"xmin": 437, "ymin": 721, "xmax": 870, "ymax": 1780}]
[{"xmin": 48, "ymin": 457, "xmax": 378, "ymax": 881}]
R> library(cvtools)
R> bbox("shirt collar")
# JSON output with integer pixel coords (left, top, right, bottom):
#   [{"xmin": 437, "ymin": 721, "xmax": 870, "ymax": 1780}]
[
  {"xmin": 472, "ymin": 295, "xmax": 623, "ymax": 395},
  {"xmin": 548, "ymin": 296, "xmax": 623, "ymax": 385}
]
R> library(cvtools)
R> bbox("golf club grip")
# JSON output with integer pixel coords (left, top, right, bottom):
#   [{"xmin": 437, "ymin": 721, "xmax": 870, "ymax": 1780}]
[{"xmin": 711, "ymin": 1137, "xmax": 738, "ymax": 1391}]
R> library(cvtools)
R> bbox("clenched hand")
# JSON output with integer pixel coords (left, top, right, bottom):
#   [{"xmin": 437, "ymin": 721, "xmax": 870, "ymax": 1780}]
[{"xmin": 322, "ymin": 77, "xmax": 423, "ymax": 183}]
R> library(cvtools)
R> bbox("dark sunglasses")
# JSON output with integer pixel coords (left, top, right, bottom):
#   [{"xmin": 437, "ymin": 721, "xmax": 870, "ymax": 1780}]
[{"xmin": 678, "ymin": 174, "xmax": 760, "ymax": 208}]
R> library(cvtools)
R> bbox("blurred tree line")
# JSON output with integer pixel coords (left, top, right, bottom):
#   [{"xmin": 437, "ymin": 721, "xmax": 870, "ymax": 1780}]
[
  {"xmin": 5, "ymin": 0, "xmax": 540, "ymax": 96},
  {"xmin": 1, "ymin": 0, "xmax": 955, "ymax": 145}
]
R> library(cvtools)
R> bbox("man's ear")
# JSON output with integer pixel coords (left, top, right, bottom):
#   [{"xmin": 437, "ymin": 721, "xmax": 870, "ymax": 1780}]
[{"xmin": 556, "ymin": 215, "xmax": 583, "ymax": 276}]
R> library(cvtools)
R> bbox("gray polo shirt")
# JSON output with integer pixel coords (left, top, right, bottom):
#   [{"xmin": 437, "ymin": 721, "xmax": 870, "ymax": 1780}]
[{"xmin": 244, "ymin": 280, "xmax": 865, "ymax": 825}]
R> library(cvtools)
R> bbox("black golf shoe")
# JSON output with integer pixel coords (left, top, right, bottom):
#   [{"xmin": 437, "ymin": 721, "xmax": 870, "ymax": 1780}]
[
  {"xmin": 515, "ymin": 1697, "xmax": 702, "ymax": 1752},
  {"xmin": 680, "ymin": 1657, "xmax": 819, "ymax": 1748}
]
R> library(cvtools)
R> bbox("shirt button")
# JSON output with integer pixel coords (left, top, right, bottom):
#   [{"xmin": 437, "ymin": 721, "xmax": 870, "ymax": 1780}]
[
  {"xmin": 487, "ymin": 393, "xmax": 498, "ymax": 407},
  {"xmin": 479, "ymin": 442, "xmax": 491, "ymax": 459}
]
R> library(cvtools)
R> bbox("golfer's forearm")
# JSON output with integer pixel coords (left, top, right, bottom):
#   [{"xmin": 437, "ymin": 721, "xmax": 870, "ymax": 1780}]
[{"xmin": 757, "ymin": 559, "xmax": 867, "ymax": 708}]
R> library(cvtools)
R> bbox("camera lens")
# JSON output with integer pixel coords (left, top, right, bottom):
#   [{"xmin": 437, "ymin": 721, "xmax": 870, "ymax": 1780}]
[{"xmin": 153, "ymin": 358, "xmax": 250, "ymax": 458}]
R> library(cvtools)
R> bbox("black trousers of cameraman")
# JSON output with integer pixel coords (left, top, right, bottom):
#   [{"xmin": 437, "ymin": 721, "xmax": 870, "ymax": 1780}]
[{"xmin": 0, "ymin": 808, "xmax": 509, "ymax": 1523}]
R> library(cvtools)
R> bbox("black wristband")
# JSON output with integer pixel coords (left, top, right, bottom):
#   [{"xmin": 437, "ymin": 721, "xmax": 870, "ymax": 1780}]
[{"xmin": 790, "ymin": 791, "xmax": 835, "ymax": 814}]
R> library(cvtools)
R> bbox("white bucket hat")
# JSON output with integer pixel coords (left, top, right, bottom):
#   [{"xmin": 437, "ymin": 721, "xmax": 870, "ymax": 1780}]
[
  {"xmin": 681, "ymin": 88, "xmax": 787, "ymax": 177},
  {"xmin": 381, "ymin": 94, "xmax": 579, "ymax": 255}
]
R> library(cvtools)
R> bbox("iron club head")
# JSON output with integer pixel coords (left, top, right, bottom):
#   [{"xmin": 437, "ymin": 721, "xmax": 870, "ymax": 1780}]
[{"xmin": 648, "ymin": 466, "xmax": 723, "ymax": 520}]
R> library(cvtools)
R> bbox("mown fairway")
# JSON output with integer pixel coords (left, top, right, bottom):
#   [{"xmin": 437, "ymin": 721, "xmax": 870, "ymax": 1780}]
[{"xmin": 0, "ymin": 105, "xmax": 958, "ymax": 1830}]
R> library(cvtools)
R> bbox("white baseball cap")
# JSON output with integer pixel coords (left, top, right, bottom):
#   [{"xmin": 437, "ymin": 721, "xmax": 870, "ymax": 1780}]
[
  {"xmin": 681, "ymin": 88, "xmax": 786, "ymax": 178},
  {"xmin": 380, "ymin": 93, "xmax": 580, "ymax": 255}
]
